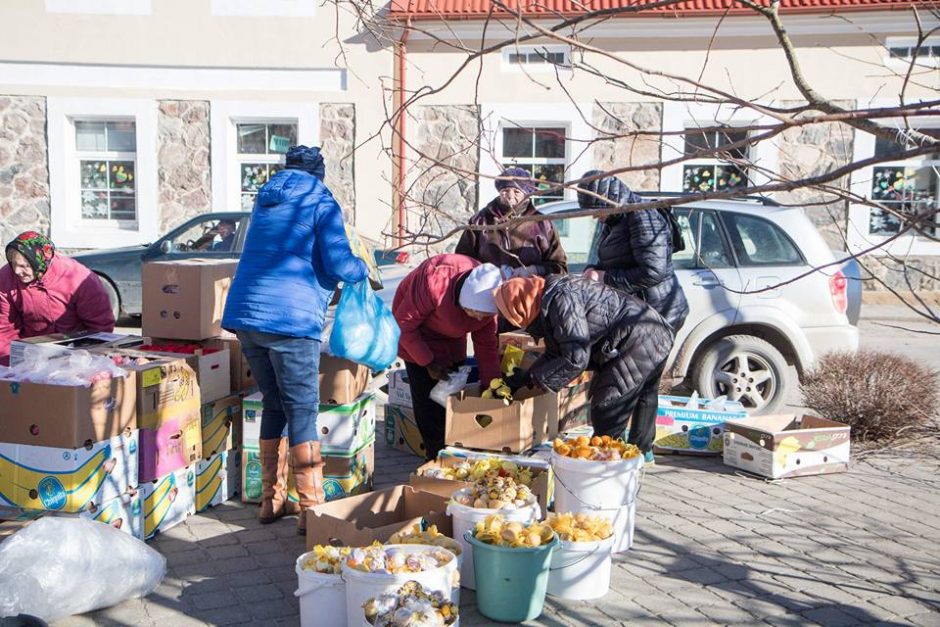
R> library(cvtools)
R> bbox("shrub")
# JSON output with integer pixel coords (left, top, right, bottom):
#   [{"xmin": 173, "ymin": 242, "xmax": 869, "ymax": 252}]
[{"xmin": 800, "ymin": 350, "xmax": 939, "ymax": 442}]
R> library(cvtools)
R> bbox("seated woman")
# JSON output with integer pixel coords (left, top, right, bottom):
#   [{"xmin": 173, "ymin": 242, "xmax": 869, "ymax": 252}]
[
  {"xmin": 0, "ymin": 231, "xmax": 116, "ymax": 365},
  {"xmin": 495, "ymin": 274, "xmax": 674, "ymax": 461}
]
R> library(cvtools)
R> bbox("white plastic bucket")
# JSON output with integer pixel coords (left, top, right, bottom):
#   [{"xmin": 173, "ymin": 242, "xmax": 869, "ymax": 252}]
[
  {"xmin": 295, "ymin": 552, "xmax": 346, "ymax": 627},
  {"xmin": 546, "ymin": 534, "xmax": 615, "ymax": 600},
  {"xmin": 551, "ymin": 451, "xmax": 643, "ymax": 554},
  {"xmin": 446, "ymin": 488, "xmax": 541, "ymax": 590},
  {"xmin": 364, "ymin": 619, "xmax": 460, "ymax": 627},
  {"xmin": 342, "ymin": 545, "xmax": 459, "ymax": 625}
]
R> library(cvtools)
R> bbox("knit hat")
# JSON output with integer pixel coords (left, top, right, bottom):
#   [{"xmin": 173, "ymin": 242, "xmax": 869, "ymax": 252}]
[
  {"xmin": 495, "ymin": 167, "xmax": 536, "ymax": 196},
  {"xmin": 495, "ymin": 276, "xmax": 546, "ymax": 329},
  {"xmin": 5, "ymin": 231, "xmax": 55, "ymax": 280},
  {"xmin": 458, "ymin": 263, "xmax": 503, "ymax": 314},
  {"xmin": 285, "ymin": 145, "xmax": 326, "ymax": 179}
]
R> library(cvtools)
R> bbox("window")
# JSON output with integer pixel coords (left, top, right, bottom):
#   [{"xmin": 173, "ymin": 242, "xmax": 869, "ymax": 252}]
[
  {"xmin": 868, "ymin": 130, "xmax": 940, "ymax": 237},
  {"xmin": 682, "ymin": 128, "xmax": 749, "ymax": 194},
  {"xmin": 886, "ymin": 37, "xmax": 940, "ymax": 66},
  {"xmin": 723, "ymin": 213, "xmax": 803, "ymax": 266},
  {"xmin": 506, "ymin": 47, "xmax": 569, "ymax": 68},
  {"xmin": 75, "ymin": 121, "xmax": 137, "ymax": 222},
  {"xmin": 236, "ymin": 122, "xmax": 297, "ymax": 210},
  {"xmin": 501, "ymin": 126, "xmax": 566, "ymax": 206}
]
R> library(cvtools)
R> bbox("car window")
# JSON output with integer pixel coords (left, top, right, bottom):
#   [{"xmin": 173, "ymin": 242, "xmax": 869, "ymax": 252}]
[
  {"xmin": 723, "ymin": 213, "xmax": 803, "ymax": 266},
  {"xmin": 697, "ymin": 210, "xmax": 734, "ymax": 269},
  {"xmin": 672, "ymin": 209, "xmax": 697, "ymax": 270},
  {"xmin": 165, "ymin": 217, "xmax": 244, "ymax": 253},
  {"xmin": 555, "ymin": 215, "xmax": 598, "ymax": 273}
]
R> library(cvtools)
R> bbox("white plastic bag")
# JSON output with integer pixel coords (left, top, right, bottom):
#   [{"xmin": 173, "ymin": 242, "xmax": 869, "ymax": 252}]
[
  {"xmin": 0, "ymin": 517, "xmax": 166, "ymax": 621},
  {"xmin": 429, "ymin": 365, "xmax": 473, "ymax": 407}
]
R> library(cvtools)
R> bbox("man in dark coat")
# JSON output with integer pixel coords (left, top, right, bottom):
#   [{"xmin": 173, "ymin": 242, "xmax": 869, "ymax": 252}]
[
  {"xmin": 577, "ymin": 171, "xmax": 689, "ymax": 331},
  {"xmin": 495, "ymin": 275, "xmax": 674, "ymax": 455}
]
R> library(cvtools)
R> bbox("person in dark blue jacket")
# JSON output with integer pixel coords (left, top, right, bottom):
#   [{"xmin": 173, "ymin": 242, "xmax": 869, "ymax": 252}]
[
  {"xmin": 577, "ymin": 171, "xmax": 689, "ymax": 465},
  {"xmin": 222, "ymin": 145, "xmax": 368, "ymax": 533}
]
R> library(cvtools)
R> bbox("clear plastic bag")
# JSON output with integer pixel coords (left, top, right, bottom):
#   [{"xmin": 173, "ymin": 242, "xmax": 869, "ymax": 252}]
[
  {"xmin": 0, "ymin": 517, "xmax": 166, "ymax": 622},
  {"xmin": 0, "ymin": 347, "xmax": 127, "ymax": 386},
  {"xmin": 429, "ymin": 365, "xmax": 473, "ymax": 407},
  {"xmin": 329, "ymin": 281, "xmax": 401, "ymax": 371}
]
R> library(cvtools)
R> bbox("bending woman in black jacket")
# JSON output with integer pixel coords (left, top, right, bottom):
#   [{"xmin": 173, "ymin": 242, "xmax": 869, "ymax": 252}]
[{"xmin": 495, "ymin": 275, "xmax": 674, "ymax": 455}]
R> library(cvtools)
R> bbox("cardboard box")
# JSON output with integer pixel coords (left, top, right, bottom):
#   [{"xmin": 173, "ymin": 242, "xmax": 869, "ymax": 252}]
[
  {"xmin": 195, "ymin": 450, "xmax": 240, "ymax": 512},
  {"xmin": 136, "ymin": 342, "xmax": 231, "ymax": 404},
  {"xmin": 242, "ymin": 391, "xmax": 376, "ymax": 454},
  {"xmin": 498, "ymin": 331, "xmax": 544, "ymax": 353},
  {"xmin": 445, "ymin": 385, "xmax": 554, "ymax": 453},
  {"xmin": 50, "ymin": 491, "xmax": 145, "ymax": 541},
  {"xmin": 654, "ymin": 395, "xmax": 748, "ymax": 455},
  {"xmin": 138, "ymin": 411, "xmax": 202, "ymax": 483},
  {"xmin": 201, "ymin": 395, "xmax": 243, "ymax": 456},
  {"xmin": 10, "ymin": 332, "xmax": 148, "ymax": 367},
  {"xmin": 723, "ymin": 414, "xmax": 851, "ymax": 479},
  {"xmin": 0, "ymin": 430, "xmax": 139, "ymax": 514},
  {"xmin": 320, "ymin": 354, "xmax": 371, "ymax": 406},
  {"xmin": 240, "ymin": 447, "xmax": 262, "ymax": 504},
  {"xmin": 141, "ymin": 259, "xmax": 237, "ymax": 341},
  {"xmin": 99, "ymin": 352, "xmax": 200, "ymax": 431},
  {"xmin": 209, "ymin": 333, "xmax": 256, "ymax": 392},
  {"xmin": 384, "ymin": 404, "xmax": 426, "ymax": 458},
  {"xmin": 551, "ymin": 373, "xmax": 592, "ymax": 436},
  {"xmin": 0, "ymin": 372, "xmax": 137, "ymax": 449},
  {"xmin": 140, "ymin": 465, "xmax": 196, "ymax": 540},
  {"xmin": 386, "ymin": 368, "xmax": 413, "ymax": 409},
  {"xmin": 305, "ymin": 485, "xmax": 451, "ymax": 550}
]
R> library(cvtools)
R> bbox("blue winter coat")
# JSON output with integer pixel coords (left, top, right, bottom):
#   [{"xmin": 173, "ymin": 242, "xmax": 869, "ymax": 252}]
[{"xmin": 222, "ymin": 168, "xmax": 368, "ymax": 339}]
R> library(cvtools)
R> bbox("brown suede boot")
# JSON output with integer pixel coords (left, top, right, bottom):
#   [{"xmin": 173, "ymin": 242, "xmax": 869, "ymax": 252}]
[
  {"xmin": 290, "ymin": 441, "xmax": 326, "ymax": 536},
  {"xmin": 259, "ymin": 437, "xmax": 300, "ymax": 524}
]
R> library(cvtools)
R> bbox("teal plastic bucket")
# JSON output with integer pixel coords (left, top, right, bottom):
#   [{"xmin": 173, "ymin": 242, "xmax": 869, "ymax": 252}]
[{"xmin": 465, "ymin": 532, "xmax": 559, "ymax": 623}]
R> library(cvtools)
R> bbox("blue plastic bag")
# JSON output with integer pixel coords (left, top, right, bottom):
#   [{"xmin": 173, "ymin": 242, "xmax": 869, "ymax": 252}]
[{"xmin": 329, "ymin": 280, "xmax": 400, "ymax": 371}]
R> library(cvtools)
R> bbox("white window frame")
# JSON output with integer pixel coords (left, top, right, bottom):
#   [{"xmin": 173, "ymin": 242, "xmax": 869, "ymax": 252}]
[
  {"xmin": 678, "ymin": 126, "xmax": 753, "ymax": 194},
  {"xmin": 847, "ymin": 101, "xmax": 940, "ymax": 257},
  {"xmin": 884, "ymin": 36, "xmax": 940, "ymax": 69},
  {"xmin": 75, "ymin": 121, "xmax": 138, "ymax": 223},
  {"xmin": 661, "ymin": 101, "xmax": 778, "ymax": 194},
  {"xmin": 478, "ymin": 103, "xmax": 593, "ymax": 211},
  {"xmin": 210, "ymin": 102, "xmax": 318, "ymax": 214},
  {"xmin": 501, "ymin": 45, "xmax": 572, "ymax": 73},
  {"xmin": 211, "ymin": 0, "xmax": 315, "ymax": 17},
  {"xmin": 48, "ymin": 98, "xmax": 158, "ymax": 249},
  {"xmin": 45, "ymin": 0, "xmax": 151, "ymax": 15}
]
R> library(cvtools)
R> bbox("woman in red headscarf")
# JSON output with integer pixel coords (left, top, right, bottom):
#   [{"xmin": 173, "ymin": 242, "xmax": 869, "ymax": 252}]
[
  {"xmin": 495, "ymin": 274, "xmax": 673, "ymax": 458},
  {"xmin": 0, "ymin": 231, "xmax": 115, "ymax": 365}
]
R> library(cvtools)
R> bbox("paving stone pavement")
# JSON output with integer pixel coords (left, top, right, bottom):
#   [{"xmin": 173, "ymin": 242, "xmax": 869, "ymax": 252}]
[{"xmin": 55, "ymin": 417, "xmax": 940, "ymax": 627}]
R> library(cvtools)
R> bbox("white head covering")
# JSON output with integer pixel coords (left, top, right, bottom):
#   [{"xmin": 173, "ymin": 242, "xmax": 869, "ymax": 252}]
[{"xmin": 458, "ymin": 263, "xmax": 503, "ymax": 314}]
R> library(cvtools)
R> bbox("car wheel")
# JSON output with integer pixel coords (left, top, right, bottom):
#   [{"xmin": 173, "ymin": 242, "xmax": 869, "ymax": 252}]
[
  {"xmin": 691, "ymin": 334, "xmax": 790, "ymax": 414},
  {"xmin": 96, "ymin": 274, "xmax": 122, "ymax": 322}
]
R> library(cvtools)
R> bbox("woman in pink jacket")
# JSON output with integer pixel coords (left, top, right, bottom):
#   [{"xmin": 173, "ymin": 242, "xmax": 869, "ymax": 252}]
[{"xmin": 0, "ymin": 231, "xmax": 115, "ymax": 365}]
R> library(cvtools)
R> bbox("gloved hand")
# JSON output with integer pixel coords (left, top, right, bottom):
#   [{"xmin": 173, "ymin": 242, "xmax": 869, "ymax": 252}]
[
  {"xmin": 426, "ymin": 364, "xmax": 449, "ymax": 381},
  {"xmin": 504, "ymin": 368, "xmax": 532, "ymax": 394},
  {"xmin": 576, "ymin": 169, "xmax": 643, "ymax": 209}
]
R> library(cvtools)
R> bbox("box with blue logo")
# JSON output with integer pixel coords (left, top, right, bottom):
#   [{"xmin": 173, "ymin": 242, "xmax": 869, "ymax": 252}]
[
  {"xmin": 654, "ymin": 395, "xmax": 748, "ymax": 454},
  {"xmin": 140, "ymin": 465, "xmax": 196, "ymax": 540},
  {"xmin": 0, "ymin": 430, "xmax": 139, "ymax": 514}
]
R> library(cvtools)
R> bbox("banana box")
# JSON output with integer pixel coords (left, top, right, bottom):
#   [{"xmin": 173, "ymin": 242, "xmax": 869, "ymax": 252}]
[
  {"xmin": 139, "ymin": 410, "xmax": 202, "ymax": 483},
  {"xmin": 386, "ymin": 369, "xmax": 413, "ymax": 409},
  {"xmin": 140, "ymin": 465, "xmax": 196, "ymax": 540},
  {"xmin": 243, "ymin": 392, "xmax": 376, "ymax": 455},
  {"xmin": 384, "ymin": 404, "xmax": 425, "ymax": 458},
  {"xmin": 723, "ymin": 414, "xmax": 851, "ymax": 479},
  {"xmin": 0, "ymin": 430, "xmax": 139, "ymax": 514},
  {"xmin": 654, "ymin": 395, "xmax": 748, "ymax": 455},
  {"xmin": 49, "ymin": 490, "xmax": 145, "ymax": 541},
  {"xmin": 201, "ymin": 395, "xmax": 242, "ymax": 457},
  {"xmin": 195, "ymin": 450, "xmax": 240, "ymax": 512}
]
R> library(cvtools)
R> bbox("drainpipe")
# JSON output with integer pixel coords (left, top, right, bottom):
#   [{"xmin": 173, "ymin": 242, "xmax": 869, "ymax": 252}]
[{"xmin": 395, "ymin": 18, "xmax": 412, "ymax": 244}]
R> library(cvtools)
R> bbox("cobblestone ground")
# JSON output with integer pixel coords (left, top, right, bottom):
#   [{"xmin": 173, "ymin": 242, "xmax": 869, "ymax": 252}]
[{"xmin": 57, "ymin": 421, "xmax": 940, "ymax": 627}]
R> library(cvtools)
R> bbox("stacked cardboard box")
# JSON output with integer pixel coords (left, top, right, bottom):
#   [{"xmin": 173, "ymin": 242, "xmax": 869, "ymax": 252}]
[{"xmin": 384, "ymin": 369, "xmax": 426, "ymax": 458}]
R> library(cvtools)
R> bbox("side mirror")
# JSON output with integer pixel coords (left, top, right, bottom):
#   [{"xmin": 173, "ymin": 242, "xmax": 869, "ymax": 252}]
[{"xmin": 159, "ymin": 240, "xmax": 172, "ymax": 254}]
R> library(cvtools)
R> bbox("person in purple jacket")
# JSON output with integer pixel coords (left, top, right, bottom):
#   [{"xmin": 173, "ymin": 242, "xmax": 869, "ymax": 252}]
[{"xmin": 222, "ymin": 145, "xmax": 368, "ymax": 534}]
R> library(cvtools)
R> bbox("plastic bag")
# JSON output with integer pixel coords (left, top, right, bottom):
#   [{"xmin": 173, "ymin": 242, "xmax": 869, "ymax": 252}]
[
  {"xmin": 429, "ymin": 365, "xmax": 473, "ymax": 407},
  {"xmin": 329, "ymin": 280, "xmax": 400, "ymax": 371},
  {"xmin": 0, "ymin": 347, "xmax": 127, "ymax": 387},
  {"xmin": 0, "ymin": 517, "xmax": 166, "ymax": 622}
]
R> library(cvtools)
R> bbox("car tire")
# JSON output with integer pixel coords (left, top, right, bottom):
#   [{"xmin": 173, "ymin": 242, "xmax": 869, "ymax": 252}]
[
  {"xmin": 690, "ymin": 334, "xmax": 790, "ymax": 415},
  {"xmin": 96, "ymin": 274, "xmax": 122, "ymax": 322}
]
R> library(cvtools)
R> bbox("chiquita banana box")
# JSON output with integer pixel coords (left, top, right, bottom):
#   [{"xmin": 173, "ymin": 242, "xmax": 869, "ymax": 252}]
[
  {"xmin": 201, "ymin": 395, "xmax": 242, "ymax": 457},
  {"xmin": 140, "ymin": 465, "xmax": 196, "ymax": 540},
  {"xmin": 385, "ymin": 404, "xmax": 425, "ymax": 458},
  {"xmin": 0, "ymin": 430, "xmax": 139, "ymax": 514},
  {"xmin": 654, "ymin": 395, "xmax": 748, "ymax": 454},
  {"xmin": 47, "ymin": 490, "xmax": 145, "ymax": 541},
  {"xmin": 195, "ymin": 451, "xmax": 240, "ymax": 512}
]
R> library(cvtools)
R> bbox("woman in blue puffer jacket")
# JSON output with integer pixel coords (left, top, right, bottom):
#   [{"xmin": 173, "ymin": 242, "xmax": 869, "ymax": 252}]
[{"xmin": 222, "ymin": 145, "xmax": 368, "ymax": 533}]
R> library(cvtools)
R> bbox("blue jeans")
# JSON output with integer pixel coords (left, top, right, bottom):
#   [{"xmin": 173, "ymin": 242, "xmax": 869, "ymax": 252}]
[{"xmin": 236, "ymin": 330, "xmax": 321, "ymax": 445}]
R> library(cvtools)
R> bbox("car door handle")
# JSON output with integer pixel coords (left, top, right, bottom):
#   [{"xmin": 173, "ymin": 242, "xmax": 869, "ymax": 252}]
[{"xmin": 693, "ymin": 274, "xmax": 721, "ymax": 288}]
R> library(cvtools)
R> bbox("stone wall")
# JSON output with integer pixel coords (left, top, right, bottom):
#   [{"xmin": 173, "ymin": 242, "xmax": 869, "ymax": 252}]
[
  {"xmin": 591, "ymin": 102, "xmax": 662, "ymax": 191},
  {"xmin": 412, "ymin": 105, "xmax": 480, "ymax": 239},
  {"xmin": 775, "ymin": 103, "xmax": 855, "ymax": 251},
  {"xmin": 157, "ymin": 100, "xmax": 210, "ymax": 233},
  {"xmin": 319, "ymin": 103, "xmax": 356, "ymax": 223},
  {"xmin": 859, "ymin": 254, "xmax": 940, "ymax": 292},
  {"xmin": 0, "ymin": 96, "xmax": 50, "ymax": 245}
]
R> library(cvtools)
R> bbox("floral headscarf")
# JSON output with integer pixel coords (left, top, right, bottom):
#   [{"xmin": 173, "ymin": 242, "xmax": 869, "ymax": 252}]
[{"xmin": 5, "ymin": 231, "xmax": 56, "ymax": 279}]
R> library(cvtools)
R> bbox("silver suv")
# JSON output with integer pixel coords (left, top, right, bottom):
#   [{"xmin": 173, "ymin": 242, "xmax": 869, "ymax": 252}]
[{"xmin": 541, "ymin": 196, "xmax": 861, "ymax": 414}]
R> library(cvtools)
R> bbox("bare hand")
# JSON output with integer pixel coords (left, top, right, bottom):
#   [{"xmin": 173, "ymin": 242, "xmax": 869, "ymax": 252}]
[
  {"xmin": 426, "ymin": 364, "xmax": 449, "ymax": 381},
  {"xmin": 583, "ymin": 268, "xmax": 605, "ymax": 283}
]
